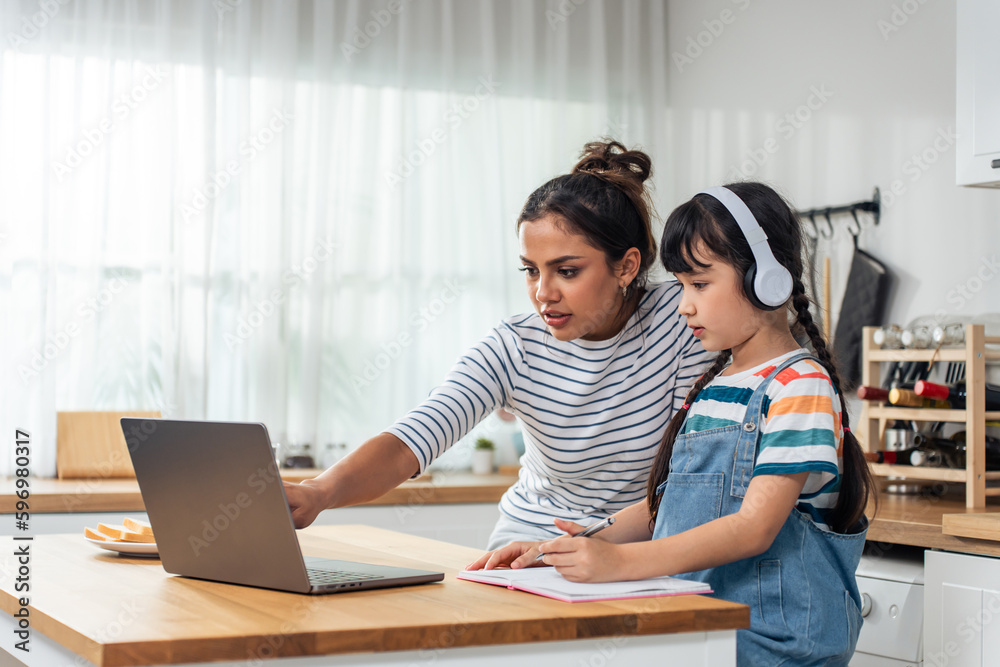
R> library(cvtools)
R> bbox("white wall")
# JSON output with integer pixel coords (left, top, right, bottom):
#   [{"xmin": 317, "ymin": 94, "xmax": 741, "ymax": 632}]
[{"xmin": 665, "ymin": 0, "xmax": 999, "ymax": 330}]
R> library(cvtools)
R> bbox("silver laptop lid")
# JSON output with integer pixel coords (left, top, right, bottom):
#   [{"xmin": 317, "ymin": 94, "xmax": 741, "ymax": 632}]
[{"xmin": 122, "ymin": 418, "xmax": 313, "ymax": 593}]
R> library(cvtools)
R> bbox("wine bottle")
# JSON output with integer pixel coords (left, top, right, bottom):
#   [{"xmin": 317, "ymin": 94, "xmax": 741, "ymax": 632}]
[
  {"xmin": 865, "ymin": 449, "xmax": 916, "ymax": 465},
  {"xmin": 909, "ymin": 447, "xmax": 954, "ymax": 468},
  {"xmin": 914, "ymin": 380, "xmax": 1000, "ymax": 411},
  {"xmin": 868, "ymin": 443, "xmax": 967, "ymax": 468},
  {"xmin": 949, "ymin": 431, "xmax": 1000, "ymax": 470},
  {"xmin": 888, "ymin": 388, "xmax": 950, "ymax": 409},
  {"xmin": 857, "ymin": 386, "xmax": 890, "ymax": 401},
  {"xmin": 864, "ymin": 447, "xmax": 954, "ymax": 467}
]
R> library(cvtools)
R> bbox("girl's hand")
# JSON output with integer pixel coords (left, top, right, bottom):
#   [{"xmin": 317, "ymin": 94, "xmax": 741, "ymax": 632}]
[
  {"xmin": 465, "ymin": 541, "xmax": 545, "ymax": 571},
  {"xmin": 538, "ymin": 533, "xmax": 627, "ymax": 583},
  {"xmin": 537, "ymin": 518, "xmax": 626, "ymax": 582}
]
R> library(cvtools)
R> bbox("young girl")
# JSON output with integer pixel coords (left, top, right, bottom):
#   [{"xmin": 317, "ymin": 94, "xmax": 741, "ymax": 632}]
[
  {"xmin": 469, "ymin": 182, "xmax": 876, "ymax": 665},
  {"xmin": 286, "ymin": 141, "xmax": 712, "ymax": 549}
]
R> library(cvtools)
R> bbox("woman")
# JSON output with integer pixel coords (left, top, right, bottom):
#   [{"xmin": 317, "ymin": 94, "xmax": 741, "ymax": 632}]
[{"xmin": 285, "ymin": 140, "xmax": 711, "ymax": 548}]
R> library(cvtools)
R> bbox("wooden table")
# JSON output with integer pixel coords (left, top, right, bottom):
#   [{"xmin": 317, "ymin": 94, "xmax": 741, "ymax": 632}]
[{"xmin": 0, "ymin": 526, "xmax": 747, "ymax": 666}]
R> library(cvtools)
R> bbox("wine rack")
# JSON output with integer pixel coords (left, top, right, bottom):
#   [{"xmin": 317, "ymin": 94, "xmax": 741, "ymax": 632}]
[{"xmin": 860, "ymin": 324, "xmax": 1000, "ymax": 508}]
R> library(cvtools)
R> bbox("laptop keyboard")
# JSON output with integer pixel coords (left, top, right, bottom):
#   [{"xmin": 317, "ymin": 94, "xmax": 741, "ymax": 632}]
[{"xmin": 306, "ymin": 567, "xmax": 384, "ymax": 586}]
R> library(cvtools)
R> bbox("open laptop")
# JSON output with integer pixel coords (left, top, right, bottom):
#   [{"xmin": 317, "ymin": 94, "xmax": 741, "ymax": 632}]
[{"xmin": 121, "ymin": 418, "xmax": 444, "ymax": 594}]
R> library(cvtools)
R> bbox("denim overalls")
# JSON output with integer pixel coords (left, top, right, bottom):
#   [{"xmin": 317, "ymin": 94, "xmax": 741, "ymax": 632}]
[{"xmin": 652, "ymin": 353, "xmax": 867, "ymax": 666}]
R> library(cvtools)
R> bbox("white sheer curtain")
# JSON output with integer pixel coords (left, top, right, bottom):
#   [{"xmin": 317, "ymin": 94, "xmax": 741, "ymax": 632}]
[{"xmin": 0, "ymin": 0, "xmax": 669, "ymax": 477}]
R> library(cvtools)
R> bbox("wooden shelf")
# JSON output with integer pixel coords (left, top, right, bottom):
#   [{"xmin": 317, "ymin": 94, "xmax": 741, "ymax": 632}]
[
  {"xmin": 866, "ymin": 406, "xmax": 970, "ymax": 422},
  {"xmin": 870, "ymin": 464, "xmax": 1000, "ymax": 483},
  {"xmin": 861, "ymin": 324, "xmax": 998, "ymax": 509},
  {"xmin": 867, "ymin": 349, "xmax": 970, "ymax": 362},
  {"xmin": 865, "ymin": 407, "xmax": 1000, "ymax": 422}
]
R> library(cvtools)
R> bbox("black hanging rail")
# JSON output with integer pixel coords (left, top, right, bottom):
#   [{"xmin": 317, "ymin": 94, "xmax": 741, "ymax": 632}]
[{"xmin": 796, "ymin": 187, "xmax": 881, "ymax": 238}]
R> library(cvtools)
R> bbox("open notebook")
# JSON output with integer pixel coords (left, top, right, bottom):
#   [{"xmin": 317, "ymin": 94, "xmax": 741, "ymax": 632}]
[{"xmin": 457, "ymin": 567, "xmax": 711, "ymax": 603}]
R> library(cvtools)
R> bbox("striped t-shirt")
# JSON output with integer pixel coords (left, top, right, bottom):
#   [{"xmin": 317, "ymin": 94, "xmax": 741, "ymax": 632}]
[
  {"xmin": 387, "ymin": 282, "xmax": 713, "ymax": 534},
  {"xmin": 682, "ymin": 349, "xmax": 844, "ymax": 529}
]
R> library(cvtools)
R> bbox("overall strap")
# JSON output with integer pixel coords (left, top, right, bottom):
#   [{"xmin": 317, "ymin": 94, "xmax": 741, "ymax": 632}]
[{"xmin": 730, "ymin": 352, "xmax": 816, "ymax": 498}]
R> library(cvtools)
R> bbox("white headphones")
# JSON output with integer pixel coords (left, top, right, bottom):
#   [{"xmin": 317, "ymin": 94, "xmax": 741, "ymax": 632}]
[{"xmin": 697, "ymin": 186, "xmax": 793, "ymax": 311}]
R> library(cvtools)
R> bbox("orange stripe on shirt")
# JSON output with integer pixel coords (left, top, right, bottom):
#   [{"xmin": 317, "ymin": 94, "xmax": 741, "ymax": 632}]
[{"xmin": 768, "ymin": 393, "xmax": 836, "ymax": 418}]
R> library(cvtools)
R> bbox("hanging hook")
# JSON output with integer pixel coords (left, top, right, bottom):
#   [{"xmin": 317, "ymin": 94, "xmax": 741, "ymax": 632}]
[
  {"xmin": 804, "ymin": 211, "xmax": 819, "ymax": 239},
  {"xmin": 847, "ymin": 208, "xmax": 862, "ymax": 238},
  {"xmin": 847, "ymin": 209, "xmax": 862, "ymax": 248},
  {"xmin": 820, "ymin": 208, "xmax": 835, "ymax": 239}
]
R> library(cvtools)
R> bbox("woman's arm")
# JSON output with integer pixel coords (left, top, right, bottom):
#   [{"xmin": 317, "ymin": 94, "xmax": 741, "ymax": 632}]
[
  {"xmin": 284, "ymin": 433, "xmax": 419, "ymax": 528},
  {"xmin": 539, "ymin": 472, "xmax": 808, "ymax": 582},
  {"xmin": 286, "ymin": 327, "xmax": 521, "ymax": 528}
]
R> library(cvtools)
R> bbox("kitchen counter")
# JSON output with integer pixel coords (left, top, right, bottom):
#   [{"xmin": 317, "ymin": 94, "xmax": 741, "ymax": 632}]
[
  {"xmin": 0, "ymin": 469, "xmax": 519, "ymax": 514},
  {"xmin": 866, "ymin": 491, "xmax": 1000, "ymax": 557},
  {"xmin": 0, "ymin": 526, "xmax": 748, "ymax": 666}
]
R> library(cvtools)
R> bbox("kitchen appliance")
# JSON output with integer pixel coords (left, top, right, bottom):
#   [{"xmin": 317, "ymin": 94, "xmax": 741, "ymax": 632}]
[{"xmin": 852, "ymin": 544, "xmax": 924, "ymax": 666}]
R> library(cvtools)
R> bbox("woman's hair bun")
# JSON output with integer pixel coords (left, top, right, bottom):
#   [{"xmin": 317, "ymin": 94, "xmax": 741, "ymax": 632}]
[{"xmin": 572, "ymin": 139, "xmax": 652, "ymax": 185}]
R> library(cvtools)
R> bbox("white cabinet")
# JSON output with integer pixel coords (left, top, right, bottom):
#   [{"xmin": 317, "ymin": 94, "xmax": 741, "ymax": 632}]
[
  {"xmin": 924, "ymin": 550, "xmax": 1000, "ymax": 666},
  {"xmin": 853, "ymin": 548, "xmax": 925, "ymax": 667},
  {"xmin": 956, "ymin": 0, "xmax": 1000, "ymax": 187}
]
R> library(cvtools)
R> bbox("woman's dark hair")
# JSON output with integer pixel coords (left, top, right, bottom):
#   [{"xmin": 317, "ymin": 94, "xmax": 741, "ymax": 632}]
[
  {"xmin": 516, "ymin": 139, "xmax": 657, "ymax": 319},
  {"xmin": 645, "ymin": 182, "xmax": 876, "ymax": 535}
]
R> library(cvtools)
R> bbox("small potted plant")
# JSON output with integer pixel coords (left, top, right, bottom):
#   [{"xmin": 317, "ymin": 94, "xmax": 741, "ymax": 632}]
[{"xmin": 472, "ymin": 437, "xmax": 495, "ymax": 475}]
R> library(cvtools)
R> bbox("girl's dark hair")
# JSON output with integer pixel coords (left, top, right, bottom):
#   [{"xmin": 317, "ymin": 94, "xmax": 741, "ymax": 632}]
[
  {"xmin": 516, "ymin": 139, "xmax": 657, "ymax": 318},
  {"xmin": 646, "ymin": 182, "xmax": 876, "ymax": 535}
]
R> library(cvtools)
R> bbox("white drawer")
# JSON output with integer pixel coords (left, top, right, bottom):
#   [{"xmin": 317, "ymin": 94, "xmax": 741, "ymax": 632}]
[{"xmin": 855, "ymin": 574, "xmax": 923, "ymax": 663}]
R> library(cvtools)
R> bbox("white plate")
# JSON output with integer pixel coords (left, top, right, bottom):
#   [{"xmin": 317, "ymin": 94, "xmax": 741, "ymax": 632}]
[{"xmin": 85, "ymin": 537, "xmax": 159, "ymax": 558}]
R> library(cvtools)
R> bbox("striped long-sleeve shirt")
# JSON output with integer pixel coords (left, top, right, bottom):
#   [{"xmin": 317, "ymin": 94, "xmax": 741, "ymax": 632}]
[{"xmin": 387, "ymin": 282, "xmax": 714, "ymax": 533}]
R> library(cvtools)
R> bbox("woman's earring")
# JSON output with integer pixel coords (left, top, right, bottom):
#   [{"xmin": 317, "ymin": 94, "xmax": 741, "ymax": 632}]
[{"xmin": 621, "ymin": 284, "xmax": 628, "ymax": 298}]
